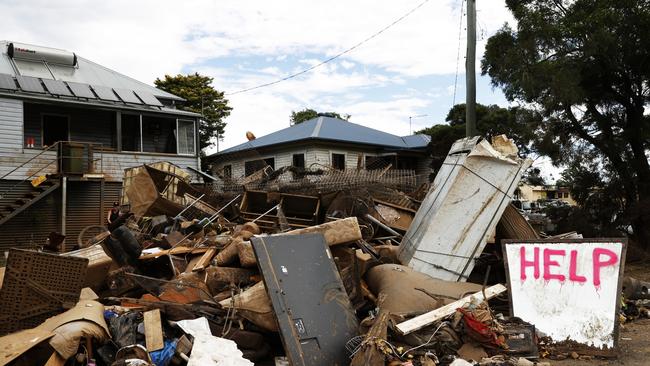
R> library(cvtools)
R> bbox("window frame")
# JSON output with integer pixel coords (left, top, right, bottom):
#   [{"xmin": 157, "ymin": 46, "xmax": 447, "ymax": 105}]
[
  {"xmin": 292, "ymin": 152, "xmax": 306, "ymax": 169},
  {"xmin": 222, "ymin": 164, "xmax": 232, "ymax": 179},
  {"xmin": 176, "ymin": 119, "xmax": 197, "ymax": 156},
  {"xmin": 330, "ymin": 151, "xmax": 347, "ymax": 170},
  {"xmin": 40, "ymin": 112, "xmax": 70, "ymax": 147},
  {"xmin": 119, "ymin": 113, "xmax": 143, "ymax": 152},
  {"xmin": 244, "ymin": 155, "xmax": 276, "ymax": 176}
]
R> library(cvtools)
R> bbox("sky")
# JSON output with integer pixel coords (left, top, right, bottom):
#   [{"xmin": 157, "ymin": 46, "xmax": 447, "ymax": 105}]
[{"xmin": 0, "ymin": 0, "xmax": 562, "ymax": 181}]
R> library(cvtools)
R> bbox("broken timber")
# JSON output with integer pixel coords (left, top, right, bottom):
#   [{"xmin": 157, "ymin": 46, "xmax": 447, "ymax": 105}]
[
  {"xmin": 279, "ymin": 217, "xmax": 362, "ymax": 245},
  {"xmin": 395, "ymin": 283, "xmax": 507, "ymax": 335}
]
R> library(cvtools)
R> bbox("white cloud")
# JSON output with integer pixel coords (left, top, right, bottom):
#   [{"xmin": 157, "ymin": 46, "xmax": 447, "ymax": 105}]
[{"xmin": 1, "ymin": 0, "xmax": 516, "ymax": 151}]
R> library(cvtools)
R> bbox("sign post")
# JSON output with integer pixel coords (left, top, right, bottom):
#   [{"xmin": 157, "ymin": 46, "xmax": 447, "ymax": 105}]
[{"xmin": 503, "ymin": 239, "xmax": 626, "ymax": 356}]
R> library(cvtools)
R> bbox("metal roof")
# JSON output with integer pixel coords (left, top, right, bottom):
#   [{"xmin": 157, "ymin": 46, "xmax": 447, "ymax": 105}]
[
  {"xmin": 0, "ymin": 41, "xmax": 182, "ymax": 101},
  {"xmin": 214, "ymin": 116, "xmax": 431, "ymax": 156}
]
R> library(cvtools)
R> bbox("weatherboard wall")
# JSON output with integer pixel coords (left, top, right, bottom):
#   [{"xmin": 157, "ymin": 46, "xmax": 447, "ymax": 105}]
[{"xmin": 0, "ymin": 97, "xmax": 200, "ymax": 182}]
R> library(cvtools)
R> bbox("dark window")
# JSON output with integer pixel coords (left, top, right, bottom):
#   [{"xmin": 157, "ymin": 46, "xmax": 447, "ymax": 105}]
[
  {"xmin": 42, "ymin": 114, "xmax": 69, "ymax": 146},
  {"xmin": 223, "ymin": 165, "xmax": 232, "ymax": 179},
  {"xmin": 142, "ymin": 115, "xmax": 176, "ymax": 154},
  {"xmin": 365, "ymin": 155, "xmax": 392, "ymax": 170},
  {"xmin": 332, "ymin": 153, "xmax": 345, "ymax": 170},
  {"xmin": 245, "ymin": 158, "xmax": 275, "ymax": 176},
  {"xmin": 121, "ymin": 114, "xmax": 141, "ymax": 151},
  {"xmin": 292, "ymin": 153, "xmax": 305, "ymax": 169},
  {"xmin": 396, "ymin": 156, "xmax": 418, "ymax": 170}
]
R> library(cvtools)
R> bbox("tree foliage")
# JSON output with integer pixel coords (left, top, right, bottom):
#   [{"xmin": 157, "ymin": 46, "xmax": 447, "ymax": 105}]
[
  {"xmin": 482, "ymin": 0, "xmax": 650, "ymax": 247},
  {"xmin": 290, "ymin": 108, "xmax": 349, "ymax": 125},
  {"xmin": 154, "ymin": 73, "xmax": 232, "ymax": 151},
  {"xmin": 417, "ymin": 103, "xmax": 538, "ymax": 171}
]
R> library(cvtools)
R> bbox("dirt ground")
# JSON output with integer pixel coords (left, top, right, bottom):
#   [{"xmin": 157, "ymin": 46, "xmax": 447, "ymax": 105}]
[{"xmin": 548, "ymin": 260, "xmax": 650, "ymax": 366}]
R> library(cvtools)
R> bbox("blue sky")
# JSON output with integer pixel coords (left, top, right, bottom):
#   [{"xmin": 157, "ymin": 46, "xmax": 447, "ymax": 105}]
[{"xmin": 2, "ymin": 0, "xmax": 567, "ymax": 178}]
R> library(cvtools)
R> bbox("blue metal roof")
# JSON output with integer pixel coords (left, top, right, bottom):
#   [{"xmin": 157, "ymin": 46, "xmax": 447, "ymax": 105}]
[{"xmin": 214, "ymin": 117, "xmax": 431, "ymax": 156}]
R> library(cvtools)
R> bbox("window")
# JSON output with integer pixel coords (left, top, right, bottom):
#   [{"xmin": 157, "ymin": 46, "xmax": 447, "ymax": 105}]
[
  {"xmin": 177, "ymin": 119, "xmax": 196, "ymax": 155},
  {"xmin": 223, "ymin": 165, "xmax": 232, "ymax": 179},
  {"xmin": 292, "ymin": 153, "xmax": 305, "ymax": 169},
  {"xmin": 332, "ymin": 153, "xmax": 346, "ymax": 170},
  {"xmin": 142, "ymin": 115, "xmax": 176, "ymax": 153},
  {"xmin": 42, "ymin": 114, "xmax": 69, "ymax": 147},
  {"xmin": 245, "ymin": 158, "xmax": 275, "ymax": 176},
  {"xmin": 121, "ymin": 114, "xmax": 141, "ymax": 151},
  {"xmin": 365, "ymin": 155, "xmax": 392, "ymax": 170}
]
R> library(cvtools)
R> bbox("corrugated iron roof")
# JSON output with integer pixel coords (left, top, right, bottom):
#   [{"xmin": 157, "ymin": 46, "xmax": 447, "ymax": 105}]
[
  {"xmin": 0, "ymin": 41, "xmax": 181, "ymax": 101},
  {"xmin": 0, "ymin": 41, "xmax": 199, "ymax": 117},
  {"xmin": 213, "ymin": 116, "xmax": 431, "ymax": 156}
]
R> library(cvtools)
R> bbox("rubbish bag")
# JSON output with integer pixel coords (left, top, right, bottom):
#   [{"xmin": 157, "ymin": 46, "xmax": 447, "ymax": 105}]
[
  {"xmin": 109, "ymin": 312, "xmax": 141, "ymax": 348},
  {"xmin": 150, "ymin": 340, "xmax": 177, "ymax": 366}
]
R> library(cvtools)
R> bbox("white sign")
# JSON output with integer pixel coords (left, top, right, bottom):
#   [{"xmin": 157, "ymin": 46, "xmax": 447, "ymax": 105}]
[{"xmin": 504, "ymin": 240, "xmax": 625, "ymax": 350}]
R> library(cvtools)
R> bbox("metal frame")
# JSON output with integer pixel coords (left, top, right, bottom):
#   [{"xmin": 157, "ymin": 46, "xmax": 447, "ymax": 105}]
[{"xmin": 501, "ymin": 238, "xmax": 627, "ymax": 357}]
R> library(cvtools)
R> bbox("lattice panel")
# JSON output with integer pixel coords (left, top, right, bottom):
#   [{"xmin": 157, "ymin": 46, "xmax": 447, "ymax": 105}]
[{"xmin": 0, "ymin": 249, "xmax": 88, "ymax": 335}]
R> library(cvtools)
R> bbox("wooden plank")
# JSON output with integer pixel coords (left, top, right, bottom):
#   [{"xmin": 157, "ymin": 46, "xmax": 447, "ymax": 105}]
[
  {"xmin": 143, "ymin": 309, "xmax": 164, "ymax": 351},
  {"xmin": 44, "ymin": 351, "xmax": 66, "ymax": 366},
  {"xmin": 395, "ymin": 284, "xmax": 507, "ymax": 335},
  {"xmin": 192, "ymin": 247, "xmax": 217, "ymax": 272},
  {"xmin": 139, "ymin": 246, "xmax": 209, "ymax": 260},
  {"xmin": 280, "ymin": 217, "xmax": 362, "ymax": 246}
]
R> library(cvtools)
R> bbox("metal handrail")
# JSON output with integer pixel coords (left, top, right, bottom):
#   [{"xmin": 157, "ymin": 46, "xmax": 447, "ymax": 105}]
[
  {"xmin": 0, "ymin": 140, "xmax": 105, "ymax": 199},
  {"xmin": 0, "ymin": 141, "xmax": 63, "ymax": 181}
]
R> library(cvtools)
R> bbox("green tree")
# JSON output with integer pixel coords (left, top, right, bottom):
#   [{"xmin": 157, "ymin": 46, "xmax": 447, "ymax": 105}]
[
  {"xmin": 290, "ymin": 108, "xmax": 349, "ymax": 125},
  {"xmin": 154, "ymin": 73, "xmax": 232, "ymax": 151},
  {"xmin": 417, "ymin": 103, "xmax": 538, "ymax": 171},
  {"xmin": 482, "ymin": 0, "xmax": 650, "ymax": 248}
]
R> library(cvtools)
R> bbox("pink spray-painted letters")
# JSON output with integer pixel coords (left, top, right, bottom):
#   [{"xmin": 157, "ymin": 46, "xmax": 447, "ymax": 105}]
[{"xmin": 519, "ymin": 245, "xmax": 618, "ymax": 286}]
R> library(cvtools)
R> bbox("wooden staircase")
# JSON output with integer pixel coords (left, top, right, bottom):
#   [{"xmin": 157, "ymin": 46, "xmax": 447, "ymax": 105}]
[{"xmin": 0, "ymin": 179, "xmax": 60, "ymax": 226}]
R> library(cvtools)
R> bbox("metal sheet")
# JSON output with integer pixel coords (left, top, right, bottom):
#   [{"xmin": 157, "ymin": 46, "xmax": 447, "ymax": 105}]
[
  {"xmin": 252, "ymin": 233, "xmax": 358, "ymax": 366},
  {"xmin": 0, "ymin": 248, "xmax": 88, "ymax": 335},
  {"xmin": 91, "ymin": 84, "xmax": 119, "ymax": 101},
  {"xmin": 67, "ymin": 81, "xmax": 96, "ymax": 99},
  {"xmin": 16, "ymin": 75, "xmax": 46, "ymax": 93},
  {"xmin": 0, "ymin": 74, "xmax": 17, "ymax": 90},
  {"xmin": 398, "ymin": 136, "xmax": 531, "ymax": 281},
  {"xmin": 114, "ymin": 88, "xmax": 143, "ymax": 104},
  {"xmin": 134, "ymin": 90, "xmax": 163, "ymax": 106},
  {"xmin": 42, "ymin": 78, "xmax": 72, "ymax": 96}
]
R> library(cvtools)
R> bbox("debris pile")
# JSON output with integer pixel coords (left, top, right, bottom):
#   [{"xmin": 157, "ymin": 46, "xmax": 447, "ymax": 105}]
[{"xmin": 0, "ymin": 135, "xmax": 638, "ymax": 366}]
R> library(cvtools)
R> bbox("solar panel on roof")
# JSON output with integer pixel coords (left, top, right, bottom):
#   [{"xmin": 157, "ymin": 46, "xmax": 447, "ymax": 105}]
[
  {"xmin": 91, "ymin": 85, "xmax": 119, "ymax": 101},
  {"xmin": 16, "ymin": 76, "xmax": 46, "ymax": 93},
  {"xmin": 133, "ymin": 90, "xmax": 163, "ymax": 106},
  {"xmin": 113, "ymin": 88, "xmax": 142, "ymax": 104},
  {"xmin": 67, "ymin": 82, "xmax": 96, "ymax": 99},
  {"xmin": 0, "ymin": 74, "xmax": 17, "ymax": 90},
  {"xmin": 42, "ymin": 79, "xmax": 72, "ymax": 96}
]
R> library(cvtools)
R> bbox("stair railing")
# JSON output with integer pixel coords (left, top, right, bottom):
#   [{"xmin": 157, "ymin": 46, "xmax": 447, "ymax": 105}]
[{"xmin": 0, "ymin": 141, "xmax": 104, "ymax": 199}]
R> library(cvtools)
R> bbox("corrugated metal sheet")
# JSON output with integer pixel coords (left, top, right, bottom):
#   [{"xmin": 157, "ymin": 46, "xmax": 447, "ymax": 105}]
[
  {"xmin": 398, "ymin": 136, "xmax": 531, "ymax": 281},
  {"xmin": 0, "ymin": 41, "xmax": 182, "ymax": 101},
  {"xmin": 0, "ymin": 180, "xmax": 60, "ymax": 253},
  {"xmin": 0, "ymin": 98, "xmax": 22, "ymax": 154},
  {"xmin": 215, "ymin": 116, "xmax": 430, "ymax": 156},
  {"xmin": 65, "ymin": 180, "xmax": 121, "ymax": 251}
]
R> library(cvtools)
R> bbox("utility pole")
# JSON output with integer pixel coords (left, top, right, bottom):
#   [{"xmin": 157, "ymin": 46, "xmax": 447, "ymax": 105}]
[{"xmin": 465, "ymin": 0, "xmax": 478, "ymax": 137}]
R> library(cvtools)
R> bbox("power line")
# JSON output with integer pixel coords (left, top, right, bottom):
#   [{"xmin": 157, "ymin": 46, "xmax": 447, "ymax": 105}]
[
  {"xmin": 225, "ymin": 0, "xmax": 432, "ymax": 96},
  {"xmin": 451, "ymin": 0, "xmax": 465, "ymax": 108}
]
